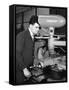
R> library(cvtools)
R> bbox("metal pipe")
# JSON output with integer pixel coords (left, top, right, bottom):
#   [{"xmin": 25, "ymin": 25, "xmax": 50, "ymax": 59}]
[{"xmin": 53, "ymin": 41, "xmax": 66, "ymax": 46}]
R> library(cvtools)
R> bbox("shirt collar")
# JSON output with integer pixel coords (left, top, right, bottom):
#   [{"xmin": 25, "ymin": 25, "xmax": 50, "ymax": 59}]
[{"xmin": 28, "ymin": 28, "xmax": 34, "ymax": 39}]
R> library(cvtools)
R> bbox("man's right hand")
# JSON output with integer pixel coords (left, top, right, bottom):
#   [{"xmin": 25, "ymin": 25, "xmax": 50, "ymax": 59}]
[{"xmin": 23, "ymin": 68, "xmax": 31, "ymax": 78}]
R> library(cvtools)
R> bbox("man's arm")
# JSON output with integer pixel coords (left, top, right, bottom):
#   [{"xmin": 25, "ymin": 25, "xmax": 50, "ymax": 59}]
[
  {"xmin": 16, "ymin": 32, "xmax": 31, "ymax": 77},
  {"xmin": 16, "ymin": 32, "xmax": 26, "ymax": 70}
]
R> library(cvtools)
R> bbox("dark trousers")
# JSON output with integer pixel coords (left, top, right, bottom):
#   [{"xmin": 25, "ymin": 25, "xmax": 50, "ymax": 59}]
[{"xmin": 16, "ymin": 70, "xmax": 25, "ymax": 85}]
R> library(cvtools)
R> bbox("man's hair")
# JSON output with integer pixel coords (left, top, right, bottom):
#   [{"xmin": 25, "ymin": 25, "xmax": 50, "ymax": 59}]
[{"xmin": 29, "ymin": 15, "xmax": 39, "ymax": 25}]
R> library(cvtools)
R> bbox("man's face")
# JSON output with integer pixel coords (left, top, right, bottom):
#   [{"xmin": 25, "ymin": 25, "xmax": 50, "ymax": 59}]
[{"xmin": 31, "ymin": 23, "xmax": 40, "ymax": 35}]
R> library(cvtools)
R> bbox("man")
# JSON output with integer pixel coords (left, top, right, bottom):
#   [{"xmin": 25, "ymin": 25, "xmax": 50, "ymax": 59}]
[{"xmin": 16, "ymin": 15, "xmax": 40, "ymax": 84}]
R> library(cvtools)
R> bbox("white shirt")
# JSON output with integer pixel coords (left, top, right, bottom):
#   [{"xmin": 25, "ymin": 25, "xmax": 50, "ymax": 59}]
[{"xmin": 28, "ymin": 28, "xmax": 34, "ymax": 40}]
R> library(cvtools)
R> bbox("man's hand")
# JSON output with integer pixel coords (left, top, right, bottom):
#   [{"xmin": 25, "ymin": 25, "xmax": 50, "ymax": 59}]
[{"xmin": 23, "ymin": 68, "xmax": 31, "ymax": 78}]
